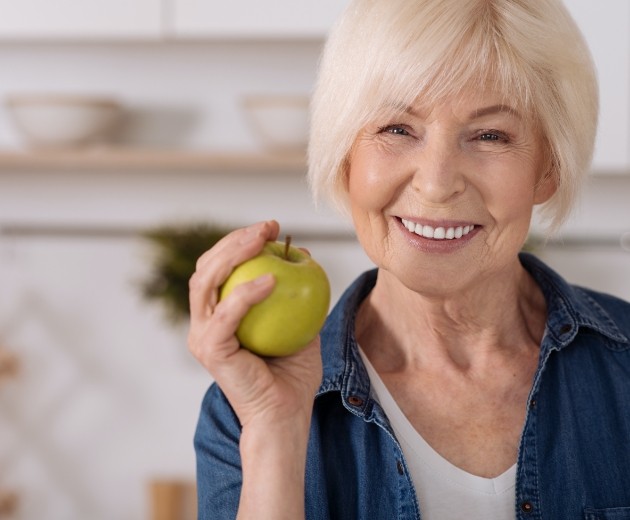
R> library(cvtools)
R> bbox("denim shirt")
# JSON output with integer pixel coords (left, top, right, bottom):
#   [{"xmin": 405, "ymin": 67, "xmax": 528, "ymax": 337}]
[{"xmin": 195, "ymin": 253, "xmax": 630, "ymax": 519}]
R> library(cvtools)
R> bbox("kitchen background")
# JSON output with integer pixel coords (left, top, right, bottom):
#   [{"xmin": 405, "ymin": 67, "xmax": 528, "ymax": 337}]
[{"xmin": 0, "ymin": 1, "xmax": 628, "ymax": 519}]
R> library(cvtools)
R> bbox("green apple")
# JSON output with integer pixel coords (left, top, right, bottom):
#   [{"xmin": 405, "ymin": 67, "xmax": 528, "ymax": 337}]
[{"xmin": 219, "ymin": 237, "xmax": 331, "ymax": 357}]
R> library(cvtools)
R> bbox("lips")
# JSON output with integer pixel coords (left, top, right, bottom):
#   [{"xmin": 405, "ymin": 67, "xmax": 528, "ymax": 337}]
[{"xmin": 400, "ymin": 218, "xmax": 477, "ymax": 240}]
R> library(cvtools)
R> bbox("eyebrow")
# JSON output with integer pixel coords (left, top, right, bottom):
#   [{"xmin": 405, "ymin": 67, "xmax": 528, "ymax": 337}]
[
  {"xmin": 395, "ymin": 102, "xmax": 523, "ymax": 121},
  {"xmin": 469, "ymin": 104, "xmax": 522, "ymax": 120}
]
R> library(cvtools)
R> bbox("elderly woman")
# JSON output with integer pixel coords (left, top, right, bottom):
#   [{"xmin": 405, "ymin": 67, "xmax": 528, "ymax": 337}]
[{"xmin": 189, "ymin": 0, "xmax": 630, "ymax": 518}]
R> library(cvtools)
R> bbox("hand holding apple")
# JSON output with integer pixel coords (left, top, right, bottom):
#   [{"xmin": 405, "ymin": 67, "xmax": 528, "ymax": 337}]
[
  {"xmin": 219, "ymin": 236, "xmax": 330, "ymax": 357},
  {"xmin": 188, "ymin": 220, "xmax": 324, "ymax": 427}
]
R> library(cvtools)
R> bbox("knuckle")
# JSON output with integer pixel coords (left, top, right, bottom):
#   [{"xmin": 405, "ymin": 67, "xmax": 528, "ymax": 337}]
[
  {"xmin": 187, "ymin": 332, "xmax": 204, "ymax": 359},
  {"xmin": 188, "ymin": 271, "xmax": 200, "ymax": 290},
  {"xmin": 195, "ymin": 253, "xmax": 209, "ymax": 272},
  {"xmin": 212, "ymin": 301, "xmax": 236, "ymax": 325},
  {"xmin": 186, "ymin": 327, "xmax": 223, "ymax": 368},
  {"xmin": 224, "ymin": 283, "xmax": 261, "ymax": 309}
]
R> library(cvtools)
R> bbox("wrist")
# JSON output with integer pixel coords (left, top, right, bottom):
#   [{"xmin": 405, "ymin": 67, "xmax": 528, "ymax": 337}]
[
  {"xmin": 237, "ymin": 416, "xmax": 311, "ymax": 520},
  {"xmin": 240, "ymin": 413, "xmax": 312, "ymax": 463}
]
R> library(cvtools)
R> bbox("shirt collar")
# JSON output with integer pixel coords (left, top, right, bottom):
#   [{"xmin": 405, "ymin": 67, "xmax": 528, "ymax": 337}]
[
  {"xmin": 319, "ymin": 254, "xmax": 630, "ymax": 397},
  {"xmin": 520, "ymin": 252, "xmax": 629, "ymax": 350},
  {"xmin": 318, "ymin": 270, "xmax": 375, "ymax": 412}
]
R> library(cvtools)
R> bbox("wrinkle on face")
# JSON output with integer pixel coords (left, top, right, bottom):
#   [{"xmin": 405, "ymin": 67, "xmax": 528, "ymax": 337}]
[{"xmin": 346, "ymin": 86, "xmax": 548, "ymax": 298}]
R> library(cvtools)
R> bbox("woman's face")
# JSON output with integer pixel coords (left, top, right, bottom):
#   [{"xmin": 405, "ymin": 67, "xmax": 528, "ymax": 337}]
[{"xmin": 347, "ymin": 88, "xmax": 555, "ymax": 296}]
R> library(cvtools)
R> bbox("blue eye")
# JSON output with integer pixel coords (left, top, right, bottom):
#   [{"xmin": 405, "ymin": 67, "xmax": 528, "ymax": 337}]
[
  {"xmin": 477, "ymin": 130, "xmax": 510, "ymax": 142},
  {"xmin": 379, "ymin": 125, "xmax": 410, "ymax": 136}
]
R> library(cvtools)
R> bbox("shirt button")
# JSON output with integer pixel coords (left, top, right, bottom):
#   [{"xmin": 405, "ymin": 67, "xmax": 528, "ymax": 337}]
[
  {"xmin": 520, "ymin": 501, "xmax": 534, "ymax": 514},
  {"xmin": 347, "ymin": 396, "xmax": 364, "ymax": 407},
  {"xmin": 396, "ymin": 460, "xmax": 404, "ymax": 475}
]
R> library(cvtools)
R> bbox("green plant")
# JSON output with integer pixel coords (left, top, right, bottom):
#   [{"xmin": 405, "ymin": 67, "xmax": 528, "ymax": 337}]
[{"xmin": 140, "ymin": 223, "xmax": 231, "ymax": 324}]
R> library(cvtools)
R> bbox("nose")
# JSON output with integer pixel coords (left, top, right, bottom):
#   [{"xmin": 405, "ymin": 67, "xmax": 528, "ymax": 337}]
[{"xmin": 410, "ymin": 136, "xmax": 466, "ymax": 204}]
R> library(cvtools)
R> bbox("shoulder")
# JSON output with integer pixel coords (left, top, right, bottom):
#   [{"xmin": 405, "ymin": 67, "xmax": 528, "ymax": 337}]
[
  {"xmin": 575, "ymin": 285, "xmax": 630, "ymax": 330},
  {"xmin": 520, "ymin": 253, "xmax": 630, "ymax": 349},
  {"xmin": 569, "ymin": 285, "xmax": 630, "ymax": 352}
]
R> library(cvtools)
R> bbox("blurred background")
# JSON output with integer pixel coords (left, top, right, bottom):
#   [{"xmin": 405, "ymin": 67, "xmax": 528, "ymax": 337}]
[{"xmin": 0, "ymin": 1, "xmax": 628, "ymax": 519}]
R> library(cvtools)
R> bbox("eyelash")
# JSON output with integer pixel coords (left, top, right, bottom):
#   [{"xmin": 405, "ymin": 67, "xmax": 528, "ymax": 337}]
[
  {"xmin": 378, "ymin": 124, "xmax": 410, "ymax": 136},
  {"xmin": 477, "ymin": 130, "xmax": 509, "ymax": 142},
  {"xmin": 377, "ymin": 125, "xmax": 512, "ymax": 143}
]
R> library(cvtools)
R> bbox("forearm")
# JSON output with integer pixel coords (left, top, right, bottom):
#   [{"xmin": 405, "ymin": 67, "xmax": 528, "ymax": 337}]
[{"xmin": 237, "ymin": 415, "xmax": 311, "ymax": 520}]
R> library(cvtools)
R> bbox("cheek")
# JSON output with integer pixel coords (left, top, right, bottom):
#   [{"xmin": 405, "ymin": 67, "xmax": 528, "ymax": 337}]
[
  {"xmin": 503, "ymin": 177, "xmax": 536, "ymax": 208},
  {"xmin": 347, "ymin": 151, "xmax": 399, "ymax": 213},
  {"xmin": 346, "ymin": 157, "xmax": 398, "ymax": 268},
  {"xmin": 482, "ymin": 171, "xmax": 538, "ymax": 235}
]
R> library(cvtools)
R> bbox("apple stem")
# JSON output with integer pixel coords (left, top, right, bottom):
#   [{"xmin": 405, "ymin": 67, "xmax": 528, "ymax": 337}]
[{"xmin": 284, "ymin": 235, "xmax": 292, "ymax": 260}]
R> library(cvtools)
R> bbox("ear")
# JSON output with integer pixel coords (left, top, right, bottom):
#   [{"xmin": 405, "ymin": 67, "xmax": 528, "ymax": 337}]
[
  {"xmin": 533, "ymin": 147, "xmax": 558, "ymax": 205},
  {"xmin": 533, "ymin": 169, "xmax": 557, "ymax": 204},
  {"xmin": 341, "ymin": 153, "xmax": 352, "ymax": 192}
]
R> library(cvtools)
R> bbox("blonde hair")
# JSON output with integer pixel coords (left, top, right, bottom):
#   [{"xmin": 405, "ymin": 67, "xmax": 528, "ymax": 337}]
[{"xmin": 308, "ymin": 0, "xmax": 598, "ymax": 233}]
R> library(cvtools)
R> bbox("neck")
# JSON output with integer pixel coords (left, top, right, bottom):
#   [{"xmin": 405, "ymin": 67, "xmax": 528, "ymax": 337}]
[{"xmin": 355, "ymin": 261, "xmax": 547, "ymax": 375}]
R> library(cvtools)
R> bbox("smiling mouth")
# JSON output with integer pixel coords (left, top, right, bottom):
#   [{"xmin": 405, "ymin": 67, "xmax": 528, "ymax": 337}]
[{"xmin": 400, "ymin": 218, "xmax": 477, "ymax": 240}]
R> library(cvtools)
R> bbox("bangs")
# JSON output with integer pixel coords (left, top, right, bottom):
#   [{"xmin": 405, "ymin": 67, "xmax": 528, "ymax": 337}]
[{"xmin": 359, "ymin": 2, "xmax": 538, "ymax": 128}]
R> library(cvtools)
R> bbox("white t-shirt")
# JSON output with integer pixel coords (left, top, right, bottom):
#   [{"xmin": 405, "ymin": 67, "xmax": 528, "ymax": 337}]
[{"xmin": 359, "ymin": 349, "xmax": 517, "ymax": 520}]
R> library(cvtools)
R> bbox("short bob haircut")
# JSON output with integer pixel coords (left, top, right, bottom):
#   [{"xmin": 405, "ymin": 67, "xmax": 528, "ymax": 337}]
[{"xmin": 308, "ymin": 0, "xmax": 598, "ymax": 233}]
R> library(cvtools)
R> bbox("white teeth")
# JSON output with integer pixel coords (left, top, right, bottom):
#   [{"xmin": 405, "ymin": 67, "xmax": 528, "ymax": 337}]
[
  {"xmin": 401, "ymin": 219, "xmax": 476, "ymax": 241},
  {"xmin": 433, "ymin": 227, "xmax": 446, "ymax": 239}
]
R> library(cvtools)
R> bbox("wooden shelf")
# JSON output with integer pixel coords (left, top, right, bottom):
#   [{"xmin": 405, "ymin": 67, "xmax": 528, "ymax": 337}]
[{"xmin": 0, "ymin": 148, "xmax": 307, "ymax": 172}]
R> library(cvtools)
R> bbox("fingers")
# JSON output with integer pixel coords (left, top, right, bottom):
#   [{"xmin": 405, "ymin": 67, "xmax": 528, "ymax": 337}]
[
  {"xmin": 189, "ymin": 220, "xmax": 279, "ymax": 321},
  {"xmin": 196, "ymin": 220, "xmax": 279, "ymax": 271},
  {"xmin": 187, "ymin": 219, "xmax": 325, "ymax": 432},
  {"xmin": 204, "ymin": 274, "xmax": 275, "ymax": 356},
  {"xmin": 188, "ymin": 219, "xmax": 281, "ymax": 376}
]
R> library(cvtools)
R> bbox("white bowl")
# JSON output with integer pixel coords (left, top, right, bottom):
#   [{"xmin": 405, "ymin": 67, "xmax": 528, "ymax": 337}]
[
  {"xmin": 6, "ymin": 95, "xmax": 122, "ymax": 149},
  {"xmin": 242, "ymin": 96, "xmax": 309, "ymax": 151}
]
